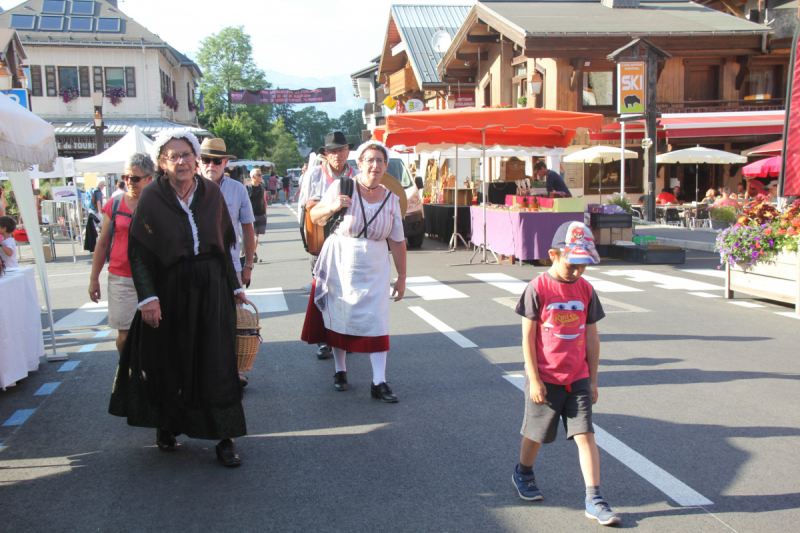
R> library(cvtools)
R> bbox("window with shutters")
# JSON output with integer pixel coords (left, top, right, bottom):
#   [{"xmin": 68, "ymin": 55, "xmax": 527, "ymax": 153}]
[
  {"xmin": 79, "ymin": 67, "xmax": 90, "ymax": 97},
  {"xmin": 93, "ymin": 67, "xmax": 103, "ymax": 92},
  {"xmin": 58, "ymin": 67, "xmax": 78, "ymax": 92},
  {"xmin": 125, "ymin": 67, "xmax": 136, "ymax": 97},
  {"xmin": 31, "ymin": 66, "xmax": 43, "ymax": 97},
  {"xmin": 172, "ymin": 81, "xmax": 176, "ymax": 98},
  {"xmin": 105, "ymin": 67, "xmax": 124, "ymax": 90},
  {"xmin": 45, "ymin": 66, "xmax": 57, "ymax": 96}
]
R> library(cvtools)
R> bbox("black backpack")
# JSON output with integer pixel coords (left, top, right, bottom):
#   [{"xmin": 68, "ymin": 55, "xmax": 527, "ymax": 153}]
[{"xmin": 106, "ymin": 195, "xmax": 132, "ymax": 262}]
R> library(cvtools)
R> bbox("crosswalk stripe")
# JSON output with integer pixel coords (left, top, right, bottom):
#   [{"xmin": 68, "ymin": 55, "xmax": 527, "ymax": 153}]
[
  {"xmin": 53, "ymin": 301, "xmax": 108, "ymax": 329},
  {"xmin": 246, "ymin": 288, "xmax": 289, "ymax": 314},
  {"xmin": 78, "ymin": 344, "xmax": 97, "ymax": 353},
  {"xmin": 775, "ymin": 312, "xmax": 800, "ymax": 320},
  {"xmin": 689, "ymin": 292, "xmax": 720, "ymax": 298},
  {"xmin": 34, "ymin": 382, "xmax": 61, "ymax": 396},
  {"xmin": 582, "ymin": 275, "xmax": 643, "ymax": 293},
  {"xmin": 57, "ymin": 361, "xmax": 80, "ymax": 372},
  {"xmin": 729, "ymin": 301, "xmax": 765, "ymax": 308},
  {"xmin": 405, "ymin": 276, "xmax": 469, "ymax": 300},
  {"xmin": 407, "ymin": 307, "xmax": 477, "ymax": 348},
  {"xmin": 678, "ymin": 268, "xmax": 727, "ymax": 279},
  {"xmin": 3, "ymin": 409, "xmax": 36, "ymax": 427},
  {"xmin": 468, "ymin": 273, "xmax": 528, "ymax": 295},
  {"xmin": 602, "ymin": 270, "xmax": 723, "ymax": 291}
]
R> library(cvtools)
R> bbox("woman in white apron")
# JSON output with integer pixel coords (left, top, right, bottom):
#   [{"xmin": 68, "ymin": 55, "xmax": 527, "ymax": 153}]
[{"xmin": 301, "ymin": 141, "xmax": 407, "ymax": 402}]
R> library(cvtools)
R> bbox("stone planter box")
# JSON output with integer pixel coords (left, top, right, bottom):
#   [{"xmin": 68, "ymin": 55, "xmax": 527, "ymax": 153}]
[
  {"xmin": 711, "ymin": 219, "xmax": 733, "ymax": 230},
  {"xmin": 725, "ymin": 251, "xmax": 800, "ymax": 313}
]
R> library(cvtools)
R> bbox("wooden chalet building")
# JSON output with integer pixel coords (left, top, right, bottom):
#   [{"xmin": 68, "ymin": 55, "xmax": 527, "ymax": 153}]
[{"xmin": 437, "ymin": 0, "xmax": 787, "ymax": 201}]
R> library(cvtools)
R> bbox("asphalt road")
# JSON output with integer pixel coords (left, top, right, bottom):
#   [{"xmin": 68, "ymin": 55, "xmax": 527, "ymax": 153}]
[{"xmin": 2, "ymin": 203, "xmax": 799, "ymax": 532}]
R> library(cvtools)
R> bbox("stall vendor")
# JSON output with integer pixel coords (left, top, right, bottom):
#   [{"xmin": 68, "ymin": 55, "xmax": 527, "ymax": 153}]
[{"xmin": 534, "ymin": 162, "xmax": 572, "ymax": 197}]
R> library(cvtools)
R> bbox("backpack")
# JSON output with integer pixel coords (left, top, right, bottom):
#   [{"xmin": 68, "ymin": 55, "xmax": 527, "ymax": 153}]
[{"xmin": 83, "ymin": 188, "xmax": 96, "ymax": 211}]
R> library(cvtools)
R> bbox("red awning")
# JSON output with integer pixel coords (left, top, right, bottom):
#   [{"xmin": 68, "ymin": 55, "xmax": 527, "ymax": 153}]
[{"xmin": 590, "ymin": 111, "xmax": 785, "ymax": 142}]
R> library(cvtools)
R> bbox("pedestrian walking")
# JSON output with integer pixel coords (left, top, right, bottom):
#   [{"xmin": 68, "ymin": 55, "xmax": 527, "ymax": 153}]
[
  {"xmin": 297, "ymin": 132, "xmax": 359, "ymax": 360},
  {"xmin": 281, "ymin": 173, "xmax": 292, "ymax": 203},
  {"xmin": 268, "ymin": 172, "xmax": 278, "ymax": 204},
  {"xmin": 247, "ymin": 168, "xmax": 268, "ymax": 262},
  {"xmin": 292, "ymin": 162, "xmax": 308, "ymax": 203},
  {"xmin": 511, "ymin": 221, "xmax": 620, "ymax": 526},
  {"xmin": 301, "ymin": 140, "xmax": 406, "ymax": 403},
  {"xmin": 88, "ymin": 153, "xmax": 153, "ymax": 355},
  {"xmin": 108, "ymin": 129, "xmax": 248, "ymax": 467}
]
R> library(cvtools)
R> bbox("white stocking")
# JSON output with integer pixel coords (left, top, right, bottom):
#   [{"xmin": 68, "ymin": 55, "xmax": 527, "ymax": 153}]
[
  {"xmin": 332, "ymin": 347, "xmax": 346, "ymax": 373},
  {"xmin": 370, "ymin": 351, "xmax": 387, "ymax": 386}
]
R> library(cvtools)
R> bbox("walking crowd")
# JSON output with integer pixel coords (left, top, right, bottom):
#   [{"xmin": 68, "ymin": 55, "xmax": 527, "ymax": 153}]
[{"xmin": 84, "ymin": 127, "xmax": 620, "ymax": 526}]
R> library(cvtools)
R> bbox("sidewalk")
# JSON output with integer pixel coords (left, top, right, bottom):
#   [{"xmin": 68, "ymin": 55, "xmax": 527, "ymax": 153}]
[{"xmin": 633, "ymin": 224, "xmax": 719, "ymax": 253}]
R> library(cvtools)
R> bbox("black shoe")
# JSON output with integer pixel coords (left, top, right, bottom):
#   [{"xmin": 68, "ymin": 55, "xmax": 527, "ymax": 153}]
[
  {"xmin": 239, "ymin": 373, "xmax": 248, "ymax": 388},
  {"xmin": 316, "ymin": 344, "xmax": 331, "ymax": 360},
  {"xmin": 333, "ymin": 371, "xmax": 349, "ymax": 391},
  {"xmin": 370, "ymin": 382, "xmax": 398, "ymax": 403},
  {"xmin": 156, "ymin": 428, "xmax": 177, "ymax": 452},
  {"xmin": 215, "ymin": 439, "xmax": 242, "ymax": 467}
]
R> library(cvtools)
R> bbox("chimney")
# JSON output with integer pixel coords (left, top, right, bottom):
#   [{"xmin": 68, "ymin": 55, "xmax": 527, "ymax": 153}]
[{"xmin": 602, "ymin": 0, "xmax": 640, "ymax": 7}]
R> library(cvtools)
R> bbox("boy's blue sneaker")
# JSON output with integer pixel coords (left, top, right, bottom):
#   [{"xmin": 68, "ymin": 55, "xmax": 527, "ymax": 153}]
[
  {"xmin": 585, "ymin": 497, "xmax": 620, "ymax": 526},
  {"xmin": 512, "ymin": 466, "xmax": 543, "ymax": 501}
]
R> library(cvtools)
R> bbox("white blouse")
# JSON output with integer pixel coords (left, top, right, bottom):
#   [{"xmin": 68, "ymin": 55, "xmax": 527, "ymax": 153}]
[{"xmin": 321, "ymin": 178, "xmax": 404, "ymax": 242}]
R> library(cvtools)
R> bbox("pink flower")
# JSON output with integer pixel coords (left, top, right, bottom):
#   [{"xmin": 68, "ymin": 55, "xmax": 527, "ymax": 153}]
[{"xmin": 789, "ymin": 228, "xmax": 798, "ymax": 236}]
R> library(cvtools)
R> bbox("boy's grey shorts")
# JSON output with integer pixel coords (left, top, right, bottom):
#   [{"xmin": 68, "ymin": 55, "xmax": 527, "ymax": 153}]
[{"xmin": 521, "ymin": 377, "xmax": 594, "ymax": 444}]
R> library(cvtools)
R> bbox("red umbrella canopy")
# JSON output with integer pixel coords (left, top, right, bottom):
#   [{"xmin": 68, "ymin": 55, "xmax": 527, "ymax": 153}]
[
  {"xmin": 742, "ymin": 155, "xmax": 782, "ymax": 178},
  {"xmin": 383, "ymin": 107, "xmax": 604, "ymax": 149}
]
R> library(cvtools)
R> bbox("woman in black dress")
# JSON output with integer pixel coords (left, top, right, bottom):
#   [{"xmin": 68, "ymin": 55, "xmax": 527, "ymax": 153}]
[{"xmin": 109, "ymin": 129, "xmax": 248, "ymax": 467}]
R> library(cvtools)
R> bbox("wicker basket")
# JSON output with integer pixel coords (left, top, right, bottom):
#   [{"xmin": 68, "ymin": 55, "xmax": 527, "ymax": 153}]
[{"xmin": 235, "ymin": 303, "xmax": 261, "ymax": 372}]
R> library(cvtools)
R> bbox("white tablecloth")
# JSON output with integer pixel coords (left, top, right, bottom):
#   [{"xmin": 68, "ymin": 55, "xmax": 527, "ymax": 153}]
[{"xmin": 0, "ymin": 267, "xmax": 43, "ymax": 389}]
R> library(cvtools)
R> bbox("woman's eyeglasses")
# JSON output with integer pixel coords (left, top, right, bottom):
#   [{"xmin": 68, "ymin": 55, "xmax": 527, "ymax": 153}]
[
  {"xmin": 361, "ymin": 158, "xmax": 386, "ymax": 166},
  {"xmin": 123, "ymin": 174, "xmax": 151, "ymax": 183},
  {"xmin": 162, "ymin": 152, "xmax": 196, "ymax": 164},
  {"xmin": 201, "ymin": 156, "xmax": 224, "ymax": 166}
]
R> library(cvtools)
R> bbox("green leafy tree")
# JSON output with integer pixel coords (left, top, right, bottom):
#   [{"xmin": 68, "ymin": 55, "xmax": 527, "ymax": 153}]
[
  {"xmin": 333, "ymin": 109, "xmax": 367, "ymax": 147},
  {"xmin": 293, "ymin": 107, "xmax": 332, "ymax": 151},
  {"xmin": 266, "ymin": 118, "xmax": 304, "ymax": 175}
]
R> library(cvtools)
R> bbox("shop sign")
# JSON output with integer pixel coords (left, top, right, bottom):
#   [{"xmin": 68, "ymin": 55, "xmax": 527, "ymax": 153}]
[
  {"xmin": 56, "ymin": 136, "xmax": 111, "ymax": 151},
  {"xmin": 404, "ymin": 99, "xmax": 425, "ymax": 112},
  {"xmin": 617, "ymin": 62, "xmax": 645, "ymax": 114},
  {"xmin": 454, "ymin": 93, "xmax": 475, "ymax": 108}
]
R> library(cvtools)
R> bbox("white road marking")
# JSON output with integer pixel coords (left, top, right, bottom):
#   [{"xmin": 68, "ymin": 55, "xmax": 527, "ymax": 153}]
[
  {"xmin": 598, "ymin": 297, "xmax": 650, "ymax": 313},
  {"xmin": 247, "ymin": 423, "xmax": 390, "ymax": 438},
  {"xmin": 245, "ymin": 288, "xmax": 289, "ymax": 314},
  {"xmin": 407, "ymin": 307, "xmax": 477, "ymax": 348},
  {"xmin": 775, "ymin": 312, "xmax": 800, "ymax": 320},
  {"xmin": 689, "ymin": 292, "xmax": 720, "ymax": 298},
  {"xmin": 582, "ymin": 275, "xmax": 643, "ymax": 293},
  {"xmin": 679, "ymin": 269, "xmax": 727, "ymax": 279},
  {"xmin": 729, "ymin": 301, "xmax": 765, "ymax": 308},
  {"xmin": 602, "ymin": 270, "xmax": 723, "ymax": 291},
  {"xmin": 53, "ymin": 301, "xmax": 108, "ymax": 329},
  {"xmin": 503, "ymin": 375, "xmax": 714, "ymax": 507},
  {"xmin": 493, "ymin": 297, "xmax": 519, "ymax": 310},
  {"xmin": 283, "ymin": 204, "xmax": 298, "ymax": 217},
  {"xmin": 405, "ymin": 276, "xmax": 469, "ymax": 300},
  {"xmin": 469, "ymin": 273, "xmax": 528, "ymax": 295}
]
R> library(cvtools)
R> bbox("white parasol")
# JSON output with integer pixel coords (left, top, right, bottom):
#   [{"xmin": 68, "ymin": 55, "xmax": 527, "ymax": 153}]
[
  {"xmin": 656, "ymin": 146, "xmax": 746, "ymax": 202},
  {"xmin": 564, "ymin": 145, "xmax": 639, "ymax": 196}
]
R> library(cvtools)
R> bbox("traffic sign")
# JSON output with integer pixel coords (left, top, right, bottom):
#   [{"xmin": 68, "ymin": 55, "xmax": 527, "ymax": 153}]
[{"xmin": 2, "ymin": 89, "xmax": 29, "ymax": 109}]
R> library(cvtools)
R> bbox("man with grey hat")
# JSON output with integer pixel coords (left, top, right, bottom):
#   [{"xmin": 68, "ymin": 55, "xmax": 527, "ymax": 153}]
[{"xmin": 297, "ymin": 131, "xmax": 360, "ymax": 360}]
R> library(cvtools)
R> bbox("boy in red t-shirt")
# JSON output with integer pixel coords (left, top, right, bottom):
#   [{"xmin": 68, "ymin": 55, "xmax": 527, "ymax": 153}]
[{"xmin": 513, "ymin": 221, "xmax": 620, "ymax": 526}]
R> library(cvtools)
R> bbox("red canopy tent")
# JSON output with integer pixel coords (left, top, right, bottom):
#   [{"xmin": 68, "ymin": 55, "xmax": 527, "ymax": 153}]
[{"xmin": 381, "ymin": 107, "xmax": 604, "ymax": 262}]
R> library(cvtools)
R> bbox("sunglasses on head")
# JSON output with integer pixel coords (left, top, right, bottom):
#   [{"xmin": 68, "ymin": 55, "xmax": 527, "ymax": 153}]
[
  {"xmin": 122, "ymin": 174, "xmax": 150, "ymax": 183},
  {"xmin": 201, "ymin": 156, "xmax": 224, "ymax": 166}
]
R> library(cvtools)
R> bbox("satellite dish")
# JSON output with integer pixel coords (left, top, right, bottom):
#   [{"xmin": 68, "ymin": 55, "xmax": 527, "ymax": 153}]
[{"xmin": 431, "ymin": 30, "xmax": 452, "ymax": 54}]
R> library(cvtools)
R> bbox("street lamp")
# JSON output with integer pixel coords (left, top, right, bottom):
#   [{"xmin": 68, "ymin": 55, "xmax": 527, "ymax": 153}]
[
  {"xmin": 528, "ymin": 71, "xmax": 543, "ymax": 96},
  {"xmin": 92, "ymin": 90, "xmax": 106, "ymax": 155}
]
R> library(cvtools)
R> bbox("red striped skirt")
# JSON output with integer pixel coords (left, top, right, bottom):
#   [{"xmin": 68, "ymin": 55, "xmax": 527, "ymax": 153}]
[{"xmin": 301, "ymin": 280, "xmax": 390, "ymax": 353}]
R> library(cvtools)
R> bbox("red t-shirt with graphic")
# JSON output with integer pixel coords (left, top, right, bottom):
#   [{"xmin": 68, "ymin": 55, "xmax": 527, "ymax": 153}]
[
  {"xmin": 515, "ymin": 273, "xmax": 604, "ymax": 386},
  {"xmin": 102, "ymin": 198, "xmax": 132, "ymax": 277}
]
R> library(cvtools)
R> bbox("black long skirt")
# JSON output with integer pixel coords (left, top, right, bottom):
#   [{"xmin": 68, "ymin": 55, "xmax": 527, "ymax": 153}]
[{"xmin": 109, "ymin": 255, "xmax": 246, "ymax": 440}]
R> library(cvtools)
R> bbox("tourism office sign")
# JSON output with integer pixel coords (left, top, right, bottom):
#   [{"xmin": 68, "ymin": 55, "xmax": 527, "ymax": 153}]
[
  {"xmin": 230, "ymin": 88, "xmax": 336, "ymax": 105},
  {"xmin": 617, "ymin": 62, "xmax": 645, "ymax": 114}
]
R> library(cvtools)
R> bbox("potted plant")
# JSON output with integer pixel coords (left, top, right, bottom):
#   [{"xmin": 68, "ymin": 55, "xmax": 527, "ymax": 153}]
[
  {"xmin": 162, "ymin": 91, "xmax": 179, "ymax": 111},
  {"xmin": 58, "ymin": 86, "xmax": 79, "ymax": 103},
  {"xmin": 709, "ymin": 205, "xmax": 737, "ymax": 230},
  {"xmin": 717, "ymin": 197, "xmax": 800, "ymax": 313},
  {"xmin": 517, "ymin": 96, "xmax": 528, "ymax": 107},
  {"xmin": 105, "ymin": 86, "xmax": 126, "ymax": 106},
  {"xmin": 605, "ymin": 193, "xmax": 633, "ymax": 213}
]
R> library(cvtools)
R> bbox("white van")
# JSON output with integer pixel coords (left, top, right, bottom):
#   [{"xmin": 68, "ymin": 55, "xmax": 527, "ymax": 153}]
[{"xmin": 348, "ymin": 151, "xmax": 424, "ymax": 248}]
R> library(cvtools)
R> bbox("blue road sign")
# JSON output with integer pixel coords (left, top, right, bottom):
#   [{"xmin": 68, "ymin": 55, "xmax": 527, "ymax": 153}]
[{"xmin": 2, "ymin": 89, "xmax": 29, "ymax": 109}]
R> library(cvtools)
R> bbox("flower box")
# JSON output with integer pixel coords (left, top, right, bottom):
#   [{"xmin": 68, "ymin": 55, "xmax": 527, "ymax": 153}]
[{"xmin": 725, "ymin": 251, "xmax": 800, "ymax": 313}]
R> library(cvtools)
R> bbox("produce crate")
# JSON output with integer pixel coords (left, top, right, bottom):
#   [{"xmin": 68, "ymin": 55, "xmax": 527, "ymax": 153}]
[
  {"xmin": 623, "ymin": 245, "xmax": 685, "ymax": 264},
  {"xmin": 537, "ymin": 197, "xmax": 585, "ymax": 213},
  {"xmin": 633, "ymin": 235, "xmax": 658, "ymax": 245},
  {"xmin": 589, "ymin": 213, "xmax": 633, "ymax": 228},
  {"xmin": 596, "ymin": 244, "xmax": 612, "ymax": 258}
]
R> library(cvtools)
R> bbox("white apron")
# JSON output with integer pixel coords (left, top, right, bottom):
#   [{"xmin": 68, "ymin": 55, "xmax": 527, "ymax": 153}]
[{"xmin": 313, "ymin": 233, "xmax": 391, "ymax": 337}]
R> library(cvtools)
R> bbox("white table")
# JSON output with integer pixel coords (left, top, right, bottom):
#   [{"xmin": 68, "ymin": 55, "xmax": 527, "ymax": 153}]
[{"xmin": 0, "ymin": 267, "xmax": 43, "ymax": 389}]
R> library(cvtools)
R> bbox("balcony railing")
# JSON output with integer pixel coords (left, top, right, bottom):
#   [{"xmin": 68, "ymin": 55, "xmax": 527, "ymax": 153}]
[
  {"xmin": 388, "ymin": 67, "xmax": 418, "ymax": 98},
  {"xmin": 657, "ymin": 98, "xmax": 785, "ymax": 113}
]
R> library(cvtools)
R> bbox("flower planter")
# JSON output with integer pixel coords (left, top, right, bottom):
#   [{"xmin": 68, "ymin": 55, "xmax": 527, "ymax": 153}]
[
  {"xmin": 725, "ymin": 251, "xmax": 800, "ymax": 313},
  {"xmin": 711, "ymin": 220, "xmax": 732, "ymax": 230}
]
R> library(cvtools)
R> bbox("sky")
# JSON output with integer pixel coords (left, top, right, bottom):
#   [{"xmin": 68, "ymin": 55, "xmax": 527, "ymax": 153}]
[{"xmin": 2, "ymin": 0, "xmax": 475, "ymax": 79}]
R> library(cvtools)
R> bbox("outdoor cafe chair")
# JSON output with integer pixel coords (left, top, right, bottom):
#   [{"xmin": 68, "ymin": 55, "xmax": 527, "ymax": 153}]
[{"xmin": 688, "ymin": 205, "xmax": 712, "ymax": 231}]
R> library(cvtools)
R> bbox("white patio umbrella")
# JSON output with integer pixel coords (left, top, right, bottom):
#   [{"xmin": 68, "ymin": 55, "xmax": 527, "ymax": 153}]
[
  {"xmin": 656, "ymin": 146, "xmax": 746, "ymax": 202},
  {"xmin": 73, "ymin": 125, "xmax": 154, "ymax": 174},
  {"xmin": 0, "ymin": 91, "xmax": 65, "ymax": 361},
  {"xmin": 563, "ymin": 145, "xmax": 639, "ymax": 196}
]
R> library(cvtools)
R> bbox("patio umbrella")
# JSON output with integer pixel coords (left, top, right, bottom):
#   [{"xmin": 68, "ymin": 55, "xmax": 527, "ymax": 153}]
[
  {"xmin": 656, "ymin": 146, "xmax": 746, "ymax": 202},
  {"xmin": 384, "ymin": 107, "xmax": 604, "ymax": 262},
  {"xmin": 0, "ymin": 92, "xmax": 63, "ymax": 361},
  {"xmin": 741, "ymin": 140, "xmax": 782, "ymax": 157},
  {"xmin": 742, "ymin": 155, "xmax": 782, "ymax": 178},
  {"xmin": 563, "ymin": 145, "xmax": 639, "ymax": 196}
]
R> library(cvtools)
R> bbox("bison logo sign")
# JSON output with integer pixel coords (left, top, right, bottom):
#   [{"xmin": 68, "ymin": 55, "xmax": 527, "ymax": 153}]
[{"xmin": 617, "ymin": 62, "xmax": 645, "ymax": 114}]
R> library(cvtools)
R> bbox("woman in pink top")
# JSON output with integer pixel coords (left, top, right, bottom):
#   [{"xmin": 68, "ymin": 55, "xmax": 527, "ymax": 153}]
[
  {"xmin": 713, "ymin": 187, "xmax": 739, "ymax": 207},
  {"xmin": 88, "ymin": 153, "xmax": 153, "ymax": 354}
]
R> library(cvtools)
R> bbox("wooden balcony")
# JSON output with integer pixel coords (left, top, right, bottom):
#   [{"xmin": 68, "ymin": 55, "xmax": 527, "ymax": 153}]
[
  {"xmin": 388, "ymin": 67, "xmax": 418, "ymax": 98},
  {"xmin": 657, "ymin": 98, "xmax": 785, "ymax": 114}
]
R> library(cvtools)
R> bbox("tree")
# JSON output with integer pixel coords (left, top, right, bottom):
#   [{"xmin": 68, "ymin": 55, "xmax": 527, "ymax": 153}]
[
  {"xmin": 195, "ymin": 26, "xmax": 269, "ymax": 125},
  {"xmin": 266, "ymin": 118, "xmax": 304, "ymax": 175},
  {"xmin": 293, "ymin": 107, "xmax": 332, "ymax": 151},
  {"xmin": 333, "ymin": 109, "xmax": 367, "ymax": 147}
]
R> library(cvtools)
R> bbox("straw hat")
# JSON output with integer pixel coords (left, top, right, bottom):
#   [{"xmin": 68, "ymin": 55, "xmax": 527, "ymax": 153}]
[{"xmin": 200, "ymin": 137, "xmax": 237, "ymax": 160}]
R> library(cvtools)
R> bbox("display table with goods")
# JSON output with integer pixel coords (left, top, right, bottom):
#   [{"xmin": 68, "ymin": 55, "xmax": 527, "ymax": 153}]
[
  {"xmin": 717, "ymin": 198, "xmax": 800, "ymax": 313},
  {"xmin": 0, "ymin": 267, "xmax": 44, "ymax": 389},
  {"xmin": 470, "ymin": 204, "xmax": 583, "ymax": 262},
  {"xmin": 423, "ymin": 203, "xmax": 472, "ymax": 242}
]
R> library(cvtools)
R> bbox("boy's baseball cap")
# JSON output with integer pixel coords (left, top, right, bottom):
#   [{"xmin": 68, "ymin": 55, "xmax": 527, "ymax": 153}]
[{"xmin": 551, "ymin": 221, "xmax": 601, "ymax": 265}]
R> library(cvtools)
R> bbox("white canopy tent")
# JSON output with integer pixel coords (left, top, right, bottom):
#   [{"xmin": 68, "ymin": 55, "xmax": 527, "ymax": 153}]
[
  {"xmin": 656, "ymin": 146, "xmax": 746, "ymax": 202},
  {"xmin": 0, "ymin": 91, "xmax": 65, "ymax": 361},
  {"xmin": 73, "ymin": 125, "xmax": 154, "ymax": 174}
]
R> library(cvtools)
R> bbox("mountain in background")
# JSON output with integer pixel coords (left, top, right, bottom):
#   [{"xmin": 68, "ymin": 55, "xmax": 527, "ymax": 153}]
[{"xmin": 264, "ymin": 70, "xmax": 366, "ymax": 119}]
